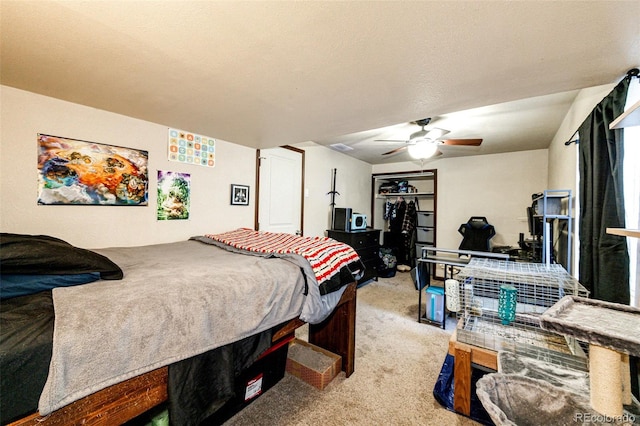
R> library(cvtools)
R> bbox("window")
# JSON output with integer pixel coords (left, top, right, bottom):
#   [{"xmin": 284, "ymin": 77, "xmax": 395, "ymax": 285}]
[{"xmin": 623, "ymin": 78, "xmax": 640, "ymax": 307}]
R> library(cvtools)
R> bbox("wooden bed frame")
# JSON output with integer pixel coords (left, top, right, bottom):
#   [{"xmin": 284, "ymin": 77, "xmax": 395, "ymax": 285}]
[{"xmin": 8, "ymin": 282, "xmax": 357, "ymax": 426}]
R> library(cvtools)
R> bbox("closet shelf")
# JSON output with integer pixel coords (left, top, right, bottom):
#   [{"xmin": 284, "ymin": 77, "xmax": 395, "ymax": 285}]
[
  {"xmin": 606, "ymin": 228, "xmax": 640, "ymax": 238},
  {"xmin": 376, "ymin": 191, "xmax": 434, "ymax": 198},
  {"xmin": 374, "ymin": 172, "xmax": 435, "ymax": 180},
  {"xmin": 609, "ymin": 99, "xmax": 640, "ymax": 129}
]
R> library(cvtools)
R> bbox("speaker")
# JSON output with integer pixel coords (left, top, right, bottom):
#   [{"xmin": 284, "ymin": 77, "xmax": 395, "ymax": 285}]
[
  {"xmin": 333, "ymin": 207, "xmax": 352, "ymax": 231},
  {"xmin": 351, "ymin": 213, "xmax": 367, "ymax": 230}
]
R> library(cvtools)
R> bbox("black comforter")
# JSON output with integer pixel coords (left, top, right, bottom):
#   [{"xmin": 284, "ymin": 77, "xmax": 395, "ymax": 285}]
[
  {"xmin": 0, "ymin": 233, "xmax": 123, "ymax": 279},
  {"xmin": 0, "ymin": 291, "xmax": 54, "ymax": 423}
]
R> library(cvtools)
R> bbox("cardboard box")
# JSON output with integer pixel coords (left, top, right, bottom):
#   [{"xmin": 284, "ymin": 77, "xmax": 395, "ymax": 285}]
[{"xmin": 286, "ymin": 338, "xmax": 341, "ymax": 390}]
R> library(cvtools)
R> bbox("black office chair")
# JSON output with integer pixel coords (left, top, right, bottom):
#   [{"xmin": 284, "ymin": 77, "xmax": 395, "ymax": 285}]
[{"xmin": 458, "ymin": 216, "xmax": 496, "ymax": 252}]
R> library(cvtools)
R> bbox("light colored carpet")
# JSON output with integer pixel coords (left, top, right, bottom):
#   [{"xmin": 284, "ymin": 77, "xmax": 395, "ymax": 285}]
[{"xmin": 224, "ymin": 272, "xmax": 480, "ymax": 425}]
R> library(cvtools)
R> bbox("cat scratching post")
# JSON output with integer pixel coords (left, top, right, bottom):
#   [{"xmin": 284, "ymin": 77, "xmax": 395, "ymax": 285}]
[
  {"xmin": 589, "ymin": 344, "xmax": 623, "ymax": 416},
  {"xmin": 540, "ymin": 296, "xmax": 640, "ymax": 418},
  {"xmin": 621, "ymin": 354, "xmax": 633, "ymax": 406}
]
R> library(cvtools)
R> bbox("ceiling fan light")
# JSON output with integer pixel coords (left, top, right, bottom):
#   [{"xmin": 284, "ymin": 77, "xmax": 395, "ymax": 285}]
[{"xmin": 407, "ymin": 141, "xmax": 438, "ymax": 159}]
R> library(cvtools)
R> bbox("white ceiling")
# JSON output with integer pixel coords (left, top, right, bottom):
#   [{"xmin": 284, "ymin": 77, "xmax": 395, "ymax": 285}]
[{"xmin": 1, "ymin": 1, "xmax": 639, "ymax": 165}]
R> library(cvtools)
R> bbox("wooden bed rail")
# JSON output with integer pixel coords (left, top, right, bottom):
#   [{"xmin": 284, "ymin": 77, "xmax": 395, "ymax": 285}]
[
  {"xmin": 8, "ymin": 282, "xmax": 357, "ymax": 426},
  {"xmin": 8, "ymin": 367, "xmax": 169, "ymax": 426}
]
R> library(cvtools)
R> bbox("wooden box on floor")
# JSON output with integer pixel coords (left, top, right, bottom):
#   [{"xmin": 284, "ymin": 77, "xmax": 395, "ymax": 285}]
[{"xmin": 286, "ymin": 338, "xmax": 341, "ymax": 390}]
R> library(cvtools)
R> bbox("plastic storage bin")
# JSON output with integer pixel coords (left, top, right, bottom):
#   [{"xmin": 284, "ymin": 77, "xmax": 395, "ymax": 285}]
[
  {"xmin": 417, "ymin": 228, "xmax": 435, "ymax": 244},
  {"xmin": 416, "ymin": 210, "xmax": 436, "ymax": 227},
  {"xmin": 426, "ymin": 286, "xmax": 445, "ymax": 322},
  {"xmin": 417, "ymin": 211, "xmax": 435, "ymax": 227}
]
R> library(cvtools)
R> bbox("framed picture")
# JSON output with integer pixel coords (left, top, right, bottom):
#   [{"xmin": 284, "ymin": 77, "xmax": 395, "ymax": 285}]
[
  {"xmin": 157, "ymin": 171, "xmax": 190, "ymax": 220},
  {"xmin": 231, "ymin": 184, "xmax": 249, "ymax": 206},
  {"xmin": 37, "ymin": 134, "xmax": 148, "ymax": 205}
]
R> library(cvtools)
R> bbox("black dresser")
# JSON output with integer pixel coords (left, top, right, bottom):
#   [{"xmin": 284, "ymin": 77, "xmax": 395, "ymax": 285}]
[{"xmin": 327, "ymin": 229, "xmax": 381, "ymax": 286}]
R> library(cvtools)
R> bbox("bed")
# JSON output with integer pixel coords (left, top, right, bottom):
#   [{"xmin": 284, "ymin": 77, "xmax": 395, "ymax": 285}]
[{"xmin": 0, "ymin": 229, "xmax": 362, "ymax": 425}]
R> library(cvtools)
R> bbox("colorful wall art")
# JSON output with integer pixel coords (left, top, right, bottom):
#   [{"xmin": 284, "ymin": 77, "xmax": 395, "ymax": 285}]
[
  {"xmin": 157, "ymin": 171, "xmax": 191, "ymax": 220},
  {"xmin": 167, "ymin": 128, "xmax": 215, "ymax": 167},
  {"xmin": 37, "ymin": 134, "xmax": 149, "ymax": 205}
]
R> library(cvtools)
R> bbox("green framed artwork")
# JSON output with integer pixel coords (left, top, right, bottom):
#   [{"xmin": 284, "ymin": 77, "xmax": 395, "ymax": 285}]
[{"xmin": 157, "ymin": 171, "xmax": 191, "ymax": 220}]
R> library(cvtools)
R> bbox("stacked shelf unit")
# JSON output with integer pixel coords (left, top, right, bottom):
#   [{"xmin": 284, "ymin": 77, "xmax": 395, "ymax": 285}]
[
  {"xmin": 415, "ymin": 210, "xmax": 436, "ymax": 255},
  {"xmin": 533, "ymin": 189, "xmax": 573, "ymax": 273}
]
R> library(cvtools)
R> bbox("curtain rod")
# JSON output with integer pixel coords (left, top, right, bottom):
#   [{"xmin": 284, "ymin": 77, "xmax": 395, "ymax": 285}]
[
  {"xmin": 564, "ymin": 69, "xmax": 638, "ymax": 146},
  {"xmin": 564, "ymin": 131, "xmax": 579, "ymax": 146}
]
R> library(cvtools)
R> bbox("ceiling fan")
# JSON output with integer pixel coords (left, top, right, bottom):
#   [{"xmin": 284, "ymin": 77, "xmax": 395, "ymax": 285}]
[{"xmin": 375, "ymin": 118, "xmax": 483, "ymax": 159}]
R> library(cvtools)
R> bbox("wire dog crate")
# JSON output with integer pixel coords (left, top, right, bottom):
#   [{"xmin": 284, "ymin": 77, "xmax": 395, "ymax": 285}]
[{"xmin": 454, "ymin": 258, "xmax": 590, "ymax": 370}]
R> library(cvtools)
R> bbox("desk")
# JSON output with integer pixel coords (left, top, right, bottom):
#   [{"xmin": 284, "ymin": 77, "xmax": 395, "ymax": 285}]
[{"xmin": 416, "ymin": 248, "xmax": 509, "ymax": 329}]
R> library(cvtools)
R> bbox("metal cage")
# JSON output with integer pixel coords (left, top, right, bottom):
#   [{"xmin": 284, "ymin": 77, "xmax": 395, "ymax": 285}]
[{"xmin": 453, "ymin": 258, "xmax": 590, "ymax": 370}]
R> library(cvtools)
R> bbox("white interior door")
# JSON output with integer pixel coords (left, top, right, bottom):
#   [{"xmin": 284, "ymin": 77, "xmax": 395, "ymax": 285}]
[{"xmin": 257, "ymin": 147, "xmax": 303, "ymax": 235}]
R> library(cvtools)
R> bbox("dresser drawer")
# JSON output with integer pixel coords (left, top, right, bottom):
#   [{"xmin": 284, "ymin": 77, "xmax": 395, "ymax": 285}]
[
  {"xmin": 357, "ymin": 246, "xmax": 380, "ymax": 262},
  {"xmin": 347, "ymin": 231, "xmax": 380, "ymax": 250},
  {"xmin": 328, "ymin": 229, "xmax": 380, "ymax": 250},
  {"xmin": 328, "ymin": 229, "xmax": 381, "ymax": 285}
]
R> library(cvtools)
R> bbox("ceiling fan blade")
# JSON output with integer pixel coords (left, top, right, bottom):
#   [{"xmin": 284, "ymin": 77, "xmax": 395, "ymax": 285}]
[
  {"xmin": 441, "ymin": 138, "xmax": 483, "ymax": 146},
  {"xmin": 374, "ymin": 139, "xmax": 409, "ymax": 143},
  {"xmin": 381, "ymin": 146, "xmax": 407, "ymax": 156}
]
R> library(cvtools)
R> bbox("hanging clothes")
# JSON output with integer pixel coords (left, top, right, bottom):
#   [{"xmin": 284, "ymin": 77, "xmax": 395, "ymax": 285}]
[
  {"xmin": 389, "ymin": 199, "xmax": 406, "ymax": 235},
  {"xmin": 402, "ymin": 200, "xmax": 417, "ymax": 234},
  {"xmin": 400, "ymin": 200, "xmax": 418, "ymax": 266},
  {"xmin": 384, "ymin": 198, "xmax": 419, "ymax": 268},
  {"xmin": 383, "ymin": 200, "xmax": 397, "ymax": 221},
  {"xmin": 383, "ymin": 197, "xmax": 421, "ymax": 268}
]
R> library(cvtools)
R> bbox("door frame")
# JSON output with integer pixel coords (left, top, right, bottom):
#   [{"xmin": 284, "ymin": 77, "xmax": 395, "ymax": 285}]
[{"xmin": 254, "ymin": 145, "xmax": 305, "ymax": 235}]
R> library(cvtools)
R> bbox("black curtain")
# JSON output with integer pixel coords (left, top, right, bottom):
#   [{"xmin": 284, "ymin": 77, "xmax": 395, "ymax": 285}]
[{"xmin": 578, "ymin": 77, "xmax": 630, "ymax": 304}]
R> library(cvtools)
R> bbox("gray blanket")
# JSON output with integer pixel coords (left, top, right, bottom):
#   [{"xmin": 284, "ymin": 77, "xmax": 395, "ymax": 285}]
[{"xmin": 39, "ymin": 240, "xmax": 317, "ymax": 415}]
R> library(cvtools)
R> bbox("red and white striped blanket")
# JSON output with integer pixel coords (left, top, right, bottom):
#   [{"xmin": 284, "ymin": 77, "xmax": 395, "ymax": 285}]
[{"xmin": 205, "ymin": 228, "xmax": 361, "ymax": 287}]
